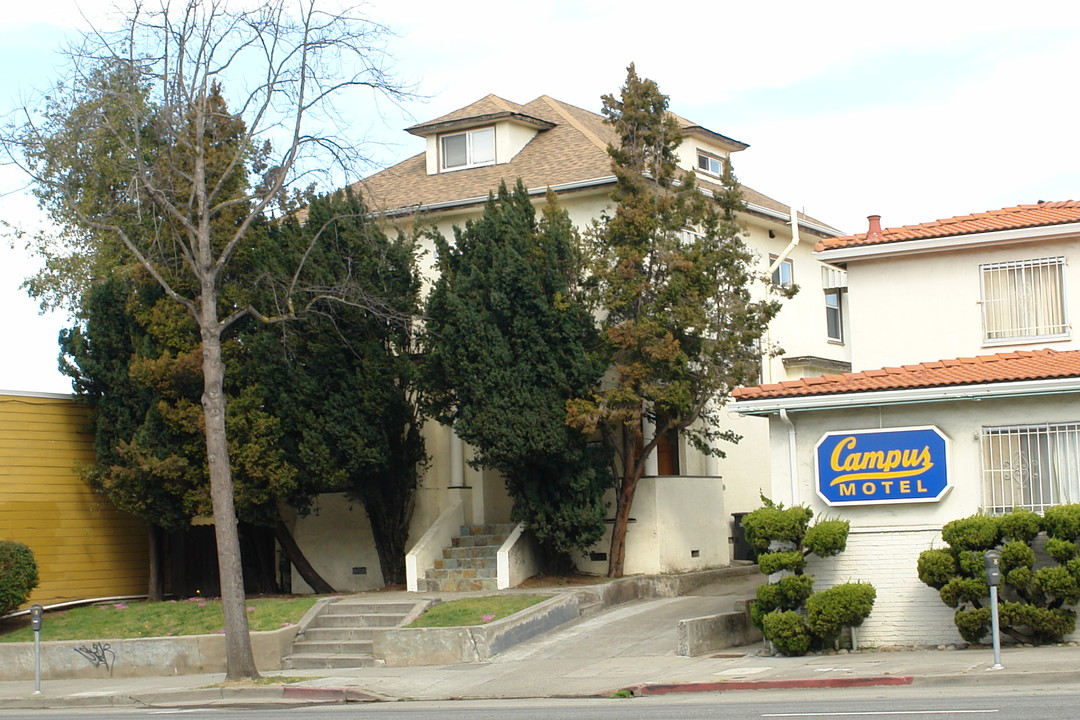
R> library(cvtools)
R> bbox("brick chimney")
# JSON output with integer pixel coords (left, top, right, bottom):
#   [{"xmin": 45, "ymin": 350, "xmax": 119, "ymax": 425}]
[{"xmin": 866, "ymin": 215, "xmax": 884, "ymax": 243}]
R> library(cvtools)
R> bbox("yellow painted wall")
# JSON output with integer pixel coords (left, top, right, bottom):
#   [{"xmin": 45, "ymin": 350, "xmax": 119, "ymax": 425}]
[{"xmin": 0, "ymin": 392, "xmax": 148, "ymax": 608}]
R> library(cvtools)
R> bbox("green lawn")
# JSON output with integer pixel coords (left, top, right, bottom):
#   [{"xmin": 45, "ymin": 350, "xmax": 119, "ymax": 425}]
[
  {"xmin": 407, "ymin": 594, "xmax": 550, "ymax": 628},
  {"xmin": 0, "ymin": 595, "xmax": 321, "ymax": 643}
]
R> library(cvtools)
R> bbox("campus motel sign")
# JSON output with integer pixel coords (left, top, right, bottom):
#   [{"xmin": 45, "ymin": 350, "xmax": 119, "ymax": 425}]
[{"xmin": 814, "ymin": 426, "xmax": 951, "ymax": 506}]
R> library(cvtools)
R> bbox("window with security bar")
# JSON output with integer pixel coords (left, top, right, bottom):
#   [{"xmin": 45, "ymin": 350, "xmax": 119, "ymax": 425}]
[
  {"xmin": 980, "ymin": 256, "xmax": 1068, "ymax": 343},
  {"xmin": 981, "ymin": 422, "xmax": 1080, "ymax": 515}
]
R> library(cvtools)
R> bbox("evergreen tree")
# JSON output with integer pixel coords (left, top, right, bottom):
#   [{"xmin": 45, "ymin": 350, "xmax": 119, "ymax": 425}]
[
  {"xmin": 568, "ymin": 65, "xmax": 786, "ymax": 577},
  {"xmin": 424, "ymin": 182, "xmax": 610, "ymax": 569}
]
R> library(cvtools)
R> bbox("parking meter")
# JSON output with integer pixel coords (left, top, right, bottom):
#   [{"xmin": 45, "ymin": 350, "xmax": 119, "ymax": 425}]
[
  {"xmin": 30, "ymin": 604, "xmax": 43, "ymax": 632},
  {"xmin": 984, "ymin": 550, "xmax": 1002, "ymax": 586}
]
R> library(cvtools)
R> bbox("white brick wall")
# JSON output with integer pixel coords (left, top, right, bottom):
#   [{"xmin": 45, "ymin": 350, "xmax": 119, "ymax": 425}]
[{"xmin": 806, "ymin": 526, "xmax": 962, "ymax": 647}]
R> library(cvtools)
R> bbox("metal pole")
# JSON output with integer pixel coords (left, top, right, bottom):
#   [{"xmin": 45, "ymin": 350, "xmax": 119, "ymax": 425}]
[
  {"xmin": 989, "ymin": 585, "xmax": 1004, "ymax": 670},
  {"xmin": 33, "ymin": 628, "xmax": 42, "ymax": 695}
]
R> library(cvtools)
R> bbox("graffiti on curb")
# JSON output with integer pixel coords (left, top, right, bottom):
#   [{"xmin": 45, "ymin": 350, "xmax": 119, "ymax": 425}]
[{"xmin": 73, "ymin": 642, "xmax": 115, "ymax": 670}]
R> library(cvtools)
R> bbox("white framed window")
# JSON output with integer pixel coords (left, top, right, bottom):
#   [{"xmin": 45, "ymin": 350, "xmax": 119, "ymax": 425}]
[
  {"xmin": 440, "ymin": 127, "xmax": 495, "ymax": 170},
  {"xmin": 770, "ymin": 254, "xmax": 793, "ymax": 289},
  {"xmin": 980, "ymin": 256, "xmax": 1068, "ymax": 343},
  {"xmin": 825, "ymin": 289, "xmax": 843, "ymax": 342},
  {"xmin": 697, "ymin": 151, "xmax": 724, "ymax": 177},
  {"xmin": 981, "ymin": 422, "xmax": 1080, "ymax": 515}
]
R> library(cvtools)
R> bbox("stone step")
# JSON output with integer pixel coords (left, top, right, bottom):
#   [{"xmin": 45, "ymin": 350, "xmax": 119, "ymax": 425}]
[
  {"xmin": 425, "ymin": 567, "xmax": 497, "ymax": 580},
  {"xmin": 311, "ymin": 612, "xmax": 407, "ymax": 628},
  {"xmin": 284, "ymin": 653, "xmax": 377, "ymax": 670},
  {"xmin": 422, "ymin": 577, "xmax": 498, "ymax": 593},
  {"xmin": 433, "ymin": 556, "xmax": 496, "ymax": 570},
  {"xmin": 322, "ymin": 601, "xmax": 417, "ymax": 615},
  {"xmin": 451, "ymin": 533, "xmax": 507, "ymax": 548},
  {"xmin": 291, "ymin": 639, "xmax": 373, "ymax": 655},
  {"xmin": 460, "ymin": 523, "xmax": 517, "ymax": 537},
  {"xmin": 443, "ymin": 545, "xmax": 500, "ymax": 560},
  {"xmin": 301, "ymin": 627, "xmax": 373, "ymax": 642}
]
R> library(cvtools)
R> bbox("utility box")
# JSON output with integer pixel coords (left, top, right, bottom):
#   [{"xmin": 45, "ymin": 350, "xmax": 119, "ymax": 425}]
[{"xmin": 731, "ymin": 512, "xmax": 755, "ymax": 562}]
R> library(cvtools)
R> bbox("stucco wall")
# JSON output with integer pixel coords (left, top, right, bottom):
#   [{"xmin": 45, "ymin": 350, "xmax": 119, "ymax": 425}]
[
  {"xmin": 290, "ymin": 493, "xmax": 385, "ymax": 593},
  {"xmin": 574, "ymin": 475, "xmax": 728, "ymax": 576},
  {"xmin": 766, "ymin": 392, "xmax": 1080, "ymax": 646},
  {"xmin": 0, "ymin": 392, "xmax": 148, "ymax": 608},
  {"xmin": 845, "ymin": 237, "xmax": 1079, "ymax": 371}
]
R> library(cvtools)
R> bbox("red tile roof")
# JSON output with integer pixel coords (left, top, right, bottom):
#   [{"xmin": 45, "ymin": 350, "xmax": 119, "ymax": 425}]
[
  {"xmin": 732, "ymin": 349, "xmax": 1080, "ymax": 402},
  {"xmin": 816, "ymin": 200, "xmax": 1080, "ymax": 252}
]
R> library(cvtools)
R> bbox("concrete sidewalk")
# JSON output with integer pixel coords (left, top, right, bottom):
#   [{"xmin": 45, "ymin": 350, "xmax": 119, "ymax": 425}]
[{"xmin": 4, "ymin": 572, "xmax": 1080, "ymax": 708}]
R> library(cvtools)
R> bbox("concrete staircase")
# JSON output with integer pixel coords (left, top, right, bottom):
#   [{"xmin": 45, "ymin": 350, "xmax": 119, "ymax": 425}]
[
  {"xmin": 422, "ymin": 523, "xmax": 517, "ymax": 592},
  {"xmin": 284, "ymin": 599, "xmax": 420, "ymax": 669}
]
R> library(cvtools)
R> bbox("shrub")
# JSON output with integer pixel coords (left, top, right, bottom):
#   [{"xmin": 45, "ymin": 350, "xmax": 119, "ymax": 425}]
[
  {"xmin": 999, "ymin": 509, "xmax": 1042, "ymax": 543},
  {"xmin": 941, "ymin": 515, "xmax": 1000, "ymax": 551},
  {"xmin": 954, "ymin": 607, "xmax": 991, "ymax": 643},
  {"xmin": 917, "ymin": 548, "xmax": 956, "ymax": 589},
  {"xmin": 744, "ymin": 498, "xmax": 873, "ymax": 655},
  {"xmin": 806, "ymin": 582, "xmax": 877, "ymax": 642},
  {"xmin": 761, "ymin": 610, "xmax": 811, "ymax": 656},
  {"xmin": 1044, "ymin": 504, "xmax": 1080, "ymax": 540},
  {"xmin": 742, "ymin": 504, "xmax": 813, "ymax": 552},
  {"xmin": 757, "ymin": 551, "xmax": 805, "ymax": 575},
  {"xmin": 804, "ymin": 519, "xmax": 850, "ymax": 558},
  {"xmin": 0, "ymin": 541, "xmax": 39, "ymax": 617},
  {"xmin": 920, "ymin": 505, "xmax": 1080, "ymax": 645}
]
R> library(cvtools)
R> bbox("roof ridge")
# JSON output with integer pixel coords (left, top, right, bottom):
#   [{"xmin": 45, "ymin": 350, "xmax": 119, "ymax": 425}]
[
  {"xmin": 733, "ymin": 348, "xmax": 1077, "ymax": 402},
  {"xmin": 537, "ymin": 95, "xmax": 608, "ymax": 153}
]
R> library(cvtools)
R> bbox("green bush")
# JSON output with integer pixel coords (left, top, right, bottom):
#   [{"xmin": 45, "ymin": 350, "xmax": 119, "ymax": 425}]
[
  {"xmin": 745, "ymin": 498, "xmax": 871, "ymax": 655},
  {"xmin": 921, "ymin": 506, "xmax": 1080, "ymax": 645},
  {"xmin": 806, "ymin": 582, "xmax": 876, "ymax": 642},
  {"xmin": 1044, "ymin": 504, "xmax": 1080, "ymax": 540},
  {"xmin": 742, "ymin": 505, "xmax": 813, "ymax": 552},
  {"xmin": 804, "ymin": 519, "xmax": 850, "ymax": 558},
  {"xmin": 1045, "ymin": 537, "xmax": 1079, "ymax": 564},
  {"xmin": 1000, "ymin": 541, "xmax": 1036, "ymax": 573},
  {"xmin": 939, "ymin": 577, "xmax": 988, "ymax": 609},
  {"xmin": 954, "ymin": 607, "xmax": 991, "ymax": 643},
  {"xmin": 999, "ymin": 509, "xmax": 1042, "ymax": 543},
  {"xmin": 761, "ymin": 610, "xmax": 811, "ymax": 656},
  {"xmin": 941, "ymin": 515, "xmax": 1000, "ymax": 551},
  {"xmin": 917, "ymin": 548, "xmax": 956, "ymax": 589},
  {"xmin": 757, "ymin": 551, "xmax": 805, "ymax": 575},
  {"xmin": 0, "ymin": 541, "xmax": 39, "ymax": 617}
]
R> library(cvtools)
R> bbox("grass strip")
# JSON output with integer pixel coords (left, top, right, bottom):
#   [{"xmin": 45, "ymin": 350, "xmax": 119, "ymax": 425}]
[
  {"xmin": 0, "ymin": 595, "xmax": 321, "ymax": 643},
  {"xmin": 407, "ymin": 594, "xmax": 549, "ymax": 628}
]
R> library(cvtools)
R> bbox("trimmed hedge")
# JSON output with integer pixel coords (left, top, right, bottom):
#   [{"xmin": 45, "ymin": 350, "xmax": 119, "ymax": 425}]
[
  {"xmin": 918, "ymin": 505, "xmax": 1080, "ymax": 644},
  {"xmin": 745, "ymin": 498, "xmax": 875, "ymax": 655},
  {"xmin": 0, "ymin": 541, "xmax": 39, "ymax": 617}
]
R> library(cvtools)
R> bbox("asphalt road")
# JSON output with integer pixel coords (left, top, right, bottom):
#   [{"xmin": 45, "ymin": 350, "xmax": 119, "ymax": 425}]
[{"xmin": 1, "ymin": 685, "xmax": 1078, "ymax": 720}]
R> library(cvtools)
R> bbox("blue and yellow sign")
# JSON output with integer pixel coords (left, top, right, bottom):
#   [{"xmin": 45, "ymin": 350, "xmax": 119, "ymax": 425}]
[{"xmin": 814, "ymin": 426, "xmax": 950, "ymax": 506}]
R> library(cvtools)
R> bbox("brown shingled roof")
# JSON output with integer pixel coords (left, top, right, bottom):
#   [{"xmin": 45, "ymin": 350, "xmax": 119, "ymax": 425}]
[
  {"xmin": 349, "ymin": 94, "xmax": 836, "ymax": 232},
  {"xmin": 816, "ymin": 200, "xmax": 1080, "ymax": 252},
  {"xmin": 732, "ymin": 349, "xmax": 1080, "ymax": 401}
]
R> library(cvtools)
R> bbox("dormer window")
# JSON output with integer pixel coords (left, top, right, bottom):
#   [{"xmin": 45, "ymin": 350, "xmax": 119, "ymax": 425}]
[
  {"xmin": 696, "ymin": 151, "xmax": 724, "ymax": 177},
  {"xmin": 441, "ymin": 127, "xmax": 495, "ymax": 171}
]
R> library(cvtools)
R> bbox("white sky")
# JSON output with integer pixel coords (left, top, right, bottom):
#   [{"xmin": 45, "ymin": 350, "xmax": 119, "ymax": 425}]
[{"xmin": 2, "ymin": 0, "xmax": 1079, "ymax": 394}]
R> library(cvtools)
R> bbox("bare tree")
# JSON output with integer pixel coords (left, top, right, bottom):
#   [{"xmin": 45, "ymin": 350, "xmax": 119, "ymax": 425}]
[{"xmin": 3, "ymin": 0, "xmax": 411, "ymax": 680}]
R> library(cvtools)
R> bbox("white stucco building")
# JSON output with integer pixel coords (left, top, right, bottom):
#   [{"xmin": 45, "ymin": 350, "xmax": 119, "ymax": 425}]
[
  {"xmin": 733, "ymin": 201, "xmax": 1080, "ymax": 645},
  {"xmin": 288, "ymin": 92, "xmax": 851, "ymax": 589}
]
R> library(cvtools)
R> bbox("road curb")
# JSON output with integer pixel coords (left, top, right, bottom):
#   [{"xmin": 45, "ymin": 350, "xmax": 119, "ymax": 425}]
[
  {"xmin": 623, "ymin": 675, "xmax": 914, "ymax": 696},
  {"xmin": 283, "ymin": 685, "xmax": 393, "ymax": 703}
]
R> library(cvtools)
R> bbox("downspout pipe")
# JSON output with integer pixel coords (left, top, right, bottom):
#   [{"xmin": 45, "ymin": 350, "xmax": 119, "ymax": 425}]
[
  {"xmin": 779, "ymin": 409, "xmax": 799, "ymax": 507},
  {"xmin": 767, "ymin": 205, "xmax": 801, "ymax": 276}
]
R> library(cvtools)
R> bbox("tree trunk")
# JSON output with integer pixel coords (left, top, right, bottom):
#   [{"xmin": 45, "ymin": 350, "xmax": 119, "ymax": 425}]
[
  {"xmin": 147, "ymin": 523, "xmax": 163, "ymax": 602},
  {"xmin": 608, "ymin": 425, "xmax": 643, "ymax": 578},
  {"xmin": 199, "ymin": 318, "xmax": 259, "ymax": 681},
  {"xmin": 273, "ymin": 519, "xmax": 336, "ymax": 594}
]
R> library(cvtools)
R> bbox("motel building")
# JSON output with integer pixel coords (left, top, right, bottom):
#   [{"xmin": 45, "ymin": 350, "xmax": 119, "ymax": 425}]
[{"xmin": 731, "ymin": 349, "xmax": 1080, "ymax": 647}]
